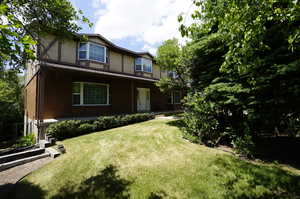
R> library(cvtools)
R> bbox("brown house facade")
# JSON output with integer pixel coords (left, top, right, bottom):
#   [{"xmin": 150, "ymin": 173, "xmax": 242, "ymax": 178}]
[{"xmin": 24, "ymin": 33, "xmax": 182, "ymax": 138}]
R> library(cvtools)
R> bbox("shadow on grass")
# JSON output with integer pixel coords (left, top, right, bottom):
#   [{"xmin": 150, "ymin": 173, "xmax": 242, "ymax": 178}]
[
  {"xmin": 11, "ymin": 165, "xmax": 133, "ymax": 199},
  {"xmin": 254, "ymin": 137, "xmax": 300, "ymax": 170},
  {"xmin": 166, "ymin": 119, "xmax": 185, "ymax": 129},
  {"xmin": 10, "ymin": 181, "xmax": 46, "ymax": 199},
  {"xmin": 51, "ymin": 165, "xmax": 131, "ymax": 199},
  {"xmin": 211, "ymin": 155, "xmax": 300, "ymax": 199}
]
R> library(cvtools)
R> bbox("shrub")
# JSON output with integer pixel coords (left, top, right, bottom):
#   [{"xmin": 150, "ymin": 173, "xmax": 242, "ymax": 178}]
[
  {"xmin": 14, "ymin": 133, "xmax": 36, "ymax": 148},
  {"xmin": 94, "ymin": 116, "xmax": 120, "ymax": 131},
  {"xmin": 46, "ymin": 113, "xmax": 154, "ymax": 140},
  {"xmin": 46, "ymin": 120, "xmax": 82, "ymax": 140},
  {"xmin": 232, "ymin": 134, "xmax": 255, "ymax": 158},
  {"xmin": 78, "ymin": 123, "xmax": 96, "ymax": 134}
]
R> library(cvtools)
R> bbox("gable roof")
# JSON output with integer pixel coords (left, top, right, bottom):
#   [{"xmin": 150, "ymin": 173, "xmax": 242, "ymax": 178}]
[{"xmin": 76, "ymin": 33, "xmax": 154, "ymax": 59}]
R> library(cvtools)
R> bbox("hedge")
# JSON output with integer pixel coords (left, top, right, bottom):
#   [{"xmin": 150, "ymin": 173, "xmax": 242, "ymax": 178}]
[{"xmin": 46, "ymin": 113, "xmax": 155, "ymax": 140}]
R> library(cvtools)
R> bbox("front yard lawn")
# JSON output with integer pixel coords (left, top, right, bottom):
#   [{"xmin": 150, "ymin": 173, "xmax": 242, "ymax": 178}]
[{"xmin": 12, "ymin": 118, "xmax": 300, "ymax": 199}]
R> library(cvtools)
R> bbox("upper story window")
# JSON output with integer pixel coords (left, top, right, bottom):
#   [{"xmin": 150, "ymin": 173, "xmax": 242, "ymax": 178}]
[
  {"xmin": 168, "ymin": 71, "xmax": 177, "ymax": 78},
  {"xmin": 79, "ymin": 42, "xmax": 107, "ymax": 63},
  {"xmin": 135, "ymin": 57, "xmax": 152, "ymax": 73}
]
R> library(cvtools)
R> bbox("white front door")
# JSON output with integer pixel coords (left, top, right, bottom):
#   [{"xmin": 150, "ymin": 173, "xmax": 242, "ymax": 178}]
[{"xmin": 137, "ymin": 88, "xmax": 150, "ymax": 112}]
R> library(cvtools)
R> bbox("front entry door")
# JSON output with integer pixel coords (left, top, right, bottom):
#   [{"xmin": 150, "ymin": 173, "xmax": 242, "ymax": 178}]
[{"xmin": 137, "ymin": 88, "xmax": 150, "ymax": 112}]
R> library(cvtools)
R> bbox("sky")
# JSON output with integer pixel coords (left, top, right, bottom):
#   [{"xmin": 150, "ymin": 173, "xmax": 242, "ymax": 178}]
[{"xmin": 69, "ymin": 0, "xmax": 195, "ymax": 55}]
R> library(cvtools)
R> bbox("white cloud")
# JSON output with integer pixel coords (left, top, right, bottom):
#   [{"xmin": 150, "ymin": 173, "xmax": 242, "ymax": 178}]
[
  {"xmin": 142, "ymin": 44, "xmax": 157, "ymax": 55},
  {"xmin": 94, "ymin": 0, "xmax": 195, "ymax": 52}
]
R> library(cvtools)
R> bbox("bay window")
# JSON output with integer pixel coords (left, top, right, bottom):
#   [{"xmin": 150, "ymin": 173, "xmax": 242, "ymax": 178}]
[
  {"xmin": 79, "ymin": 42, "xmax": 106, "ymax": 63},
  {"xmin": 135, "ymin": 57, "xmax": 152, "ymax": 72},
  {"xmin": 72, "ymin": 82, "xmax": 109, "ymax": 105}
]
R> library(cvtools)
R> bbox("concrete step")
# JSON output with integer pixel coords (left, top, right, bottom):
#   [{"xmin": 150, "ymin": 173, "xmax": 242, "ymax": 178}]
[
  {"xmin": 45, "ymin": 148, "xmax": 60, "ymax": 158},
  {"xmin": 39, "ymin": 140, "xmax": 53, "ymax": 148},
  {"xmin": 0, "ymin": 153, "xmax": 50, "ymax": 172},
  {"xmin": 0, "ymin": 148, "xmax": 45, "ymax": 164}
]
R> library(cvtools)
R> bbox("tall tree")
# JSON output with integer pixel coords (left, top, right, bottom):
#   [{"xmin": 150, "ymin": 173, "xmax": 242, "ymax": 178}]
[
  {"xmin": 155, "ymin": 39, "xmax": 190, "ymax": 93},
  {"xmin": 177, "ymin": 0, "xmax": 300, "ymax": 154}
]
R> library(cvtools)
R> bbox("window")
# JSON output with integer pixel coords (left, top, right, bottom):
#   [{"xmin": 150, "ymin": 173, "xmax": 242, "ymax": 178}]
[
  {"xmin": 72, "ymin": 82, "xmax": 109, "ymax": 105},
  {"xmin": 135, "ymin": 58, "xmax": 142, "ymax": 71},
  {"xmin": 168, "ymin": 71, "xmax": 177, "ymax": 78},
  {"xmin": 78, "ymin": 42, "xmax": 106, "ymax": 63},
  {"xmin": 135, "ymin": 58, "xmax": 152, "ymax": 72},
  {"xmin": 173, "ymin": 91, "xmax": 181, "ymax": 104},
  {"xmin": 168, "ymin": 91, "xmax": 181, "ymax": 104},
  {"xmin": 72, "ymin": 83, "xmax": 81, "ymax": 105}
]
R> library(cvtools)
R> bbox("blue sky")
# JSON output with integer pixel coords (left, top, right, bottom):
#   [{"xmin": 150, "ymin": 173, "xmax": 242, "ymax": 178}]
[{"xmin": 69, "ymin": 0, "xmax": 195, "ymax": 55}]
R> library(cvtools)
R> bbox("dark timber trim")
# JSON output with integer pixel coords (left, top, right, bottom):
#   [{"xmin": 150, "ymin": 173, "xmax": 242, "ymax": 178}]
[
  {"xmin": 58, "ymin": 40, "xmax": 62, "ymax": 61},
  {"xmin": 121, "ymin": 54, "xmax": 124, "ymax": 72},
  {"xmin": 40, "ymin": 37, "xmax": 59, "ymax": 58}
]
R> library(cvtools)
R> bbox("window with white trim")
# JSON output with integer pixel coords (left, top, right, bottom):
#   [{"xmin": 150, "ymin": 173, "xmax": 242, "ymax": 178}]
[
  {"xmin": 135, "ymin": 57, "xmax": 152, "ymax": 73},
  {"xmin": 72, "ymin": 82, "xmax": 109, "ymax": 105},
  {"xmin": 78, "ymin": 42, "xmax": 107, "ymax": 63},
  {"xmin": 168, "ymin": 91, "xmax": 181, "ymax": 104}
]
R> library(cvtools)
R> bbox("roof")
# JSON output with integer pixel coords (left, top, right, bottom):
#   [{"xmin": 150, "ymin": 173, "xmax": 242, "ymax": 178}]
[{"xmin": 76, "ymin": 33, "xmax": 154, "ymax": 59}]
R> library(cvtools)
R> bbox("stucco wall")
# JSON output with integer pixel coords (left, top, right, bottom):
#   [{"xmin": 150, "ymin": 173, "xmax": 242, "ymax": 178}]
[
  {"xmin": 88, "ymin": 37, "xmax": 107, "ymax": 46},
  {"xmin": 61, "ymin": 39, "xmax": 76, "ymax": 63},
  {"xmin": 153, "ymin": 64, "xmax": 160, "ymax": 79},
  {"xmin": 123, "ymin": 55, "xmax": 134, "ymax": 74},
  {"xmin": 109, "ymin": 50, "xmax": 122, "ymax": 72}
]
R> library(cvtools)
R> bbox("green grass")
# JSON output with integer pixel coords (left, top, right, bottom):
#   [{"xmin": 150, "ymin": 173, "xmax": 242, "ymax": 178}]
[{"xmin": 11, "ymin": 118, "xmax": 300, "ymax": 199}]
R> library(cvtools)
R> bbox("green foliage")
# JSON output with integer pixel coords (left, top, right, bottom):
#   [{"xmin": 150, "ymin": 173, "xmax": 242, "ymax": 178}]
[
  {"xmin": 179, "ymin": 0, "xmax": 300, "ymax": 156},
  {"xmin": 0, "ymin": 0, "xmax": 92, "ymax": 71},
  {"xmin": 156, "ymin": 39, "xmax": 180, "ymax": 71},
  {"xmin": 46, "ymin": 120, "xmax": 82, "ymax": 140},
  {"xmin": 77, "ymin": 123, "xmax": 96, "ymax": 135},
  {"xmin": 155, "ymin": 39, "xmax": 190, "ymax": 93},
  {"xmin": 0, "ymin": 70, "xmax": 24, "ymax": 137},
  {"xmin": 14, "ymin": 133, "xmax": 36, "ymax": 148},
  {"xmin": 232, "ymin": 134, "xmax": 255, "ymax": 158},
  {"xmin": 46, "ymin": 113, "xmax": 155, "ymax": 140}
]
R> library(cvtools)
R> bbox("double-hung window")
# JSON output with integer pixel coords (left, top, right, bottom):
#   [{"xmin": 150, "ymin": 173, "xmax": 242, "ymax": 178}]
[
  {"xmin": 79, "ymin": 42, "xmax": 106, "ymax": 63},
  {"xmin": 135, "ymin": 58, "xmax": 152, "ymax": 72},
  {"xmin": 72, "ymin": 82, "xmax": 109, "ymax": 105}
]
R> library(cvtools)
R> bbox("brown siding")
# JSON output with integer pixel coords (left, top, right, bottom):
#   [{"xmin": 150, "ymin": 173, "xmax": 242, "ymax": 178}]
[
  {"xmin": 42, "ymin": 68, "xmax": 176, "ymax": 119},
  {"xmin": 25, "ymin": 75, "xmax": 37, "ymax": 120},
  {"xmin": 43, "ymin": 69, "xmax": 133, "ymax": 119}
]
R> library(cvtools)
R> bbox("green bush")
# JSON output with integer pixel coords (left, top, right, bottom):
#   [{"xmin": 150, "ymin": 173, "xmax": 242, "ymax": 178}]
[
  {"xmin": 14, "ymin": 133, "xmax": 36, "ymax": 148},
  {"xmin": 46, "ymin": 113, "xmax": 155, "ymax": 140},
  {"xmin": 46, "ymin": 120, "xmax": 82, "ymax": 140},
  {"xmin": 78, "ymin": 123, "xmax": 96, "ymax": 134}
]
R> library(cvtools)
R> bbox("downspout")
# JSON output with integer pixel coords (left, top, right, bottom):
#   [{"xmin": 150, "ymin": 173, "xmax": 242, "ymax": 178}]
[
  {"xmin": 36, "ymin": 65, "xmax": 45, "ymax": 142},
  {"xmin": 35, "ymin": 68, "xmax": 40, "ymax": 142}
]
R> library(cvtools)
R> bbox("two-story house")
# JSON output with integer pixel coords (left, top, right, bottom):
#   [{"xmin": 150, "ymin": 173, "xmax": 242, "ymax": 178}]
[{"xmin": 24, "ymin": 33, "xmax": 182, "ymax": 139}]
